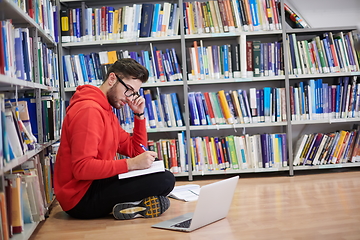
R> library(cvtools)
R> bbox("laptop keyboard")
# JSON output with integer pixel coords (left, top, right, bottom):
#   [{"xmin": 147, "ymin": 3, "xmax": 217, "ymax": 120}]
[{"xmin": 172, "ymin": 219, "xmax": 192, "ymax": 228}]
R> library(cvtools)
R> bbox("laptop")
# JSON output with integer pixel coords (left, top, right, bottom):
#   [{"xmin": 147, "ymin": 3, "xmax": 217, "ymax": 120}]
[{"xmin": 152, "ymin": 176, "xmax": 239, "ymax": 232}]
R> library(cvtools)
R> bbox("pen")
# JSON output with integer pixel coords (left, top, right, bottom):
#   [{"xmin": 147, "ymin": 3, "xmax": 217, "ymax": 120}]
[
  {"xmin": 188, "ymin": 189, "xmax": 199, "ymax": 196},
  {"xmin": 139, "ymin": 144, "xmax": 160, "ymax": 161},
  {"xmin": 139, "ymin": 143, "xmax": 148, "ymax": 151}
]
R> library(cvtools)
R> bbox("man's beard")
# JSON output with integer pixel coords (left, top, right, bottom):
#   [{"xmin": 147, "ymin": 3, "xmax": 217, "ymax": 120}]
[{"xmin": 107, "ymin": 82, "xmax": 123, "ymax": 109}]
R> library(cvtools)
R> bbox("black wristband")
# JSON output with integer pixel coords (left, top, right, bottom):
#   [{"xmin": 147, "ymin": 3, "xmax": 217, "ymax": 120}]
[{"xmin": 133, "ymin": 112, "xmax": 145, "ymax": 117}]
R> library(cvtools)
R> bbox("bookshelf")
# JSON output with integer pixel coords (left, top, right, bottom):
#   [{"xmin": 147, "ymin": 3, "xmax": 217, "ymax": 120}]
[
  {"xmin": 57, "ymin": 0, "xmax": 360, "ymax": 181},
  {"xmin": 0, "ymin": 0, "xmax": 61, "ymax": 238}
]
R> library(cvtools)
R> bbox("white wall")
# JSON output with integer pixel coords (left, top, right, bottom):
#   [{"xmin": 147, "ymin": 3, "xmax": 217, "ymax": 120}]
[{"xmin": 286, "ymin": 0, "xmax": 360, "ymax": 28}]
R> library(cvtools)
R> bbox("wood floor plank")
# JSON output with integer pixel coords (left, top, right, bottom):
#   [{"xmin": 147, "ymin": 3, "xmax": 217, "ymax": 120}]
[{"xmin": 29, "ymin": 171, "xmax": 360, "ymax": 240}]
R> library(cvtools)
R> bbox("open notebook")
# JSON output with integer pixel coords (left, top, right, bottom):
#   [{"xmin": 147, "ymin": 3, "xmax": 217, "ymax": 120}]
[{"xmin": 118, "ymin": 160, "xmax": 165, "ymax": 179}]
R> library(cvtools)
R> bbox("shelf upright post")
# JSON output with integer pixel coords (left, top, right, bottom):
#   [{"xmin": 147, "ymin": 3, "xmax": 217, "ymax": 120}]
[
  {"xmin": 179, "ymin": 0, "xmax": 192, "ymax": 181},
  {"xmin": 280, "ymin": 0, "xmax": 294, "ymax": 176},
  {"xmin": 32, "ymin": 28, "xmax": 44, "ymax": 144},
  {"xmin": 56, "ymin": 0, "xmax": 66, "ymax": 122}
]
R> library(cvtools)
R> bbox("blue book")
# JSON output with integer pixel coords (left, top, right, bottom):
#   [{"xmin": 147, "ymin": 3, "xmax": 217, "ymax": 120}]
[
  {"xmin": 140, "ymin": 4, "xmax": 154, "ymax": 37},
  {"xmin": 257, "ymin": 89, "xmax": 264, "ymax": 122},
  {"xmin": 75, "ymin": 8, "xmax": 81, "ymax": 40},
  {"xmin": 21, "ymin": 29, "xmax": 31, "ymax": 81},
  {"xmin": 200, "ymin": 92, "xmax": 212, "ymax": 125},
  {"xmin": 322, "ymin": 37, "xmax": 335, "ymax": 72},
  {"xmin": 170, "ymin": 93, "xmax": 183, "ymax": 127},
  {"xmin": 260, "ymin": 134, "xmax": 269, "ymax": 168},
  {"xmin": 194, "ymin": 92, "xmax": 207, "ymax": 125},
  {"xmin": 182, "ymin": 3, "xmax": 189, "ymax": 35},
  {"xmin": 84, "ymin": 54, "xmax": 96, "ymax": 84},
  {"xmin": 14, "ymin": 28, "xmax": 25, "ymax": 80},
  {"xmin": 62, "ymin": 56, "xmax": 69, "ymax": 87},
  {"xmin": 249, "ymin": 0, "xmax": 260, "ymax": 30},
  {"xmin": 108, "ymin": 7, "xmax": 114, "ymax": 35},
  {"xmin": 281, "ymin": 134, "xmax": 288, "ymax": 167},
  {"xmin": 299, "ymin": 82, "xmax": 305, "ymax": 117},
  {"xmin": 197, "ymin": 46, "xmax": 205, "ymax": 79},
  {"xmin": 288, "ymin": 34, "xmax": 297, "ymax": 74},
  {"xmin": 153, "ymin": 99, "xmax": 164, "ymax": 128},
  {"xmin": 263, "ymin": 87, "xmax": 271, "ymax": 122},
  {"xmin": 188, "ymin": 92, "xmax": 200, "ymax": 126},
  {"xmin": 144, "ymin": 90, "xmax": 156, "ymax": 128},
  {"xmin": 168, "ymin": 3, "xmax": 176, "ymax": 35},
  {"xmin": 171, "ymin": 48, "xmax": 182, "ymax": 81},
  {"xmin": 341, "ymin": 77, "xmax": 350, "ymax": 117},
  {"xmin": 162, "ymin": 52, "xmax": 173, "ymax": 81},
  {"xmin": 159, "ymin": 94, "xmax": 171, "ymax": 127},
  {"xmin": 142, "ymin": 50, "xmax": 155, "ymax": 82},
  {"xmin": 223, "ymin": 45, "xmax": 229, "ymax": 78},
  {"xmin": 335, "ymin": 84, "xmax": 341, "ymax": 118},
  {"xmin": 78, "ymin": 54, "xmax": 89, "ymax": 84}
]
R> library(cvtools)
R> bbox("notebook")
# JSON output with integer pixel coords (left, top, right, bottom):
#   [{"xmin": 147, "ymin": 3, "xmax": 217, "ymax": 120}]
[{"xmin": 151, "ymin": 176, "xmax": 239, "ymax": 232}]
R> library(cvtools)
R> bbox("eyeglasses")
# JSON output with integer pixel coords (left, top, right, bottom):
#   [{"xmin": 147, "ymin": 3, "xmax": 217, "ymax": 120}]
[{"xmin": 113, "ymin": 74, "xmax": 141, "ymax": 100}]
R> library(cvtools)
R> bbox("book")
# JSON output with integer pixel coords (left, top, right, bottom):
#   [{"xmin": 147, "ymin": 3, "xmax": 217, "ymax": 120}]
[
  {"xmin": 168, "ymin": 184, "xmax": 200, "ymax": 202},
  {"xmin": 280, "ymin": 2, "xmax": 310, "ymax": 29},
  {"xmin": 118, "ymin": 160, "xmax": 165, "ymax": 179}
]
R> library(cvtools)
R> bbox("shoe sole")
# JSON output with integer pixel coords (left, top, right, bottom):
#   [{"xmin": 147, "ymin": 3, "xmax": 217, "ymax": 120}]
[{"xmin": 113, "ymin": 196, "xmax": 170, "ymax": 220}]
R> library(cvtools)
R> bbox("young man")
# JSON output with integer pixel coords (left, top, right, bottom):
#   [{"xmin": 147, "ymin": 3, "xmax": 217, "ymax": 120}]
[{"xmin": 54, "ymin": 58, "xmax": 175, "ymax": 220}]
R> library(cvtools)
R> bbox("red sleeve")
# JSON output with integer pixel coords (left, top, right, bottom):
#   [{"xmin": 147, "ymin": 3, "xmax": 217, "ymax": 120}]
[
  {"xmin": 68, "ymin": 107, "xmax": 128, "ymax": 180},
  {"xmin": 117, "ymin": 116, "xmax": 148, "ymax": 157}
]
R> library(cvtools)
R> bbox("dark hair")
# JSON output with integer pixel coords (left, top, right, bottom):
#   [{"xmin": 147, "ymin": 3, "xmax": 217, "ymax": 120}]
[{"xmin": 105, "ymin": 58, "xmax": 149, "ymax": 83}]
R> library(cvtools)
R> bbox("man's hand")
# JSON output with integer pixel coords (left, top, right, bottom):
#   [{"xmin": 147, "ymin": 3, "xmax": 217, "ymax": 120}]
[
  {"xmin": 127, "ymin": 95, "xmax": 145, "ymax": 118},
  {"xmin": 126, "ymin": 151, "xmax": 158, "ymax": 171}
]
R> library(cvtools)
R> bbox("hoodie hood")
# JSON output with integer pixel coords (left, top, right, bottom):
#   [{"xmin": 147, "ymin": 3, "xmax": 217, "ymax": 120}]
[{"xmin": 67, "ymin": 85, "xmax": 111, "ymax": 112}]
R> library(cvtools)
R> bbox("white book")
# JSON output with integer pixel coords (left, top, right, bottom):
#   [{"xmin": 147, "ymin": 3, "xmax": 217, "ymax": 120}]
[
  {"xmin": 312, "ymin": 135, "xmax": 328, "ymax": 165},
  {"xmin": 73, "ymin": 55, "xmax": 85, "ymax": 86},
  {"xmin": 249, "ymin": 88, "xmax": 258, "ymax": 123},
  {"xmin": 240, "ymin": 35, "xmax": 247, "ymax": 78},
  {"xmin": 231, "ymin": 0, "xmax": 242, "ymax": 32},
  {"xmin": 166, "ymin": 94, "xmax": 177, "ymax": 128},
  {"xmin": 239, "ymin": 136, "xmax": 248, "ymax": 169},
  {"xmin": 293, "ymin": 134, "xmax": 309, "ymax": 166},
  {"xmin": 5, "ymin": 109, "xmax": 24, "ymax": 158},
  {"xmin": 161, "ymin": 3, "xmax": 171, "ymax": 37}
]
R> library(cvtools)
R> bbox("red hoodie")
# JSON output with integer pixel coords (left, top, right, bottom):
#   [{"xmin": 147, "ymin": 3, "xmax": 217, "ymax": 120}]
[{"xmin": 54, "ymin": 85, "xmax": 147, "ymax": 211}]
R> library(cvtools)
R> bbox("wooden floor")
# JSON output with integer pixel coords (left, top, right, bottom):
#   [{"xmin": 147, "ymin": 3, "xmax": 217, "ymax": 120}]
[{"xmin": 30, "ymin": 170, "xmax": 360, "ymax": 240}]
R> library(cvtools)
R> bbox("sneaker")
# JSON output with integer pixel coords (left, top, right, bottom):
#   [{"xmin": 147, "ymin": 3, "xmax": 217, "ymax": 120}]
[{"xmin": 112, "ymin": 196, "xmax": 170, "ymax": 220}]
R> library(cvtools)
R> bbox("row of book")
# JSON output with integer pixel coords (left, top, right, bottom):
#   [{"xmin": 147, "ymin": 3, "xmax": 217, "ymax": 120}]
[
  {"xmin": 293, "ymin": 125, "xmax": 360, "ymax": 166},
  {"xmin": 0, "ymin": 21, "xmax": 60, "ymax": 87},
  {"xmin": 1, "ymin": 93, "xmax": 61, "ymax": 167},
  {"xmin": 286, "ymin": 31, "xmax": 360, "ymax": 75},
  {"xmin": 113, "ymin": 90, "xmax": 184, "ymax": 131},
  {"xmin": 1, "ymin": 153, "xmax": 54, "ymax": 238},
  {"xmin": 290, "ymin": 77, "xmax": 360, "ymax": 121},
  {"xmin": 188, "ymin": 40, "xmax": 284, "ymax": 80},
  {"xmin": 63, "ymin": 47, "xmax": 182, "ymax": 88},
  {"xmin": 11, "ymin": 0, "xmax": 58, "ymax": 42},
  {"xmin": 60, "ymin": 3, "xmax": 181, "ymax": 42},
  {"xmin": 188, "ymin": 133, "xmax": 288, "ymax": 171},
  {"xmin": 183, "ymin": 0, "xmax": 283, "ymax": 35},
  {"xmin": 61, "ymin": 0, "xmax": 303, "ymax": 43},
  {"xmin": 189, "ymin": 88, "xmax": 286, "ymax": 126},
  {"xmin": 143, "ymin": 132, "xmax": 288, "ymax": 174}
]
